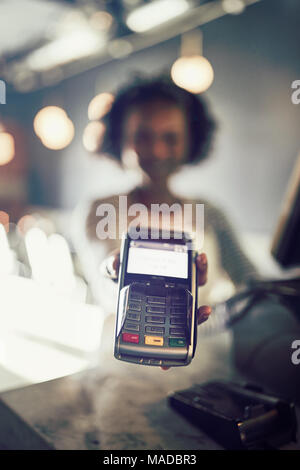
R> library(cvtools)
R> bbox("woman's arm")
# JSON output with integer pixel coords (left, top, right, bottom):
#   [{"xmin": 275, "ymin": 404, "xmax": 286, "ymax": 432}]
[
  {"xmin": 204, "ymin": 202, "xmax": 259, "ymax": 287},
  {"xmin": 70, "ymin": 197, "xmax": 120, "ymax": 312}
]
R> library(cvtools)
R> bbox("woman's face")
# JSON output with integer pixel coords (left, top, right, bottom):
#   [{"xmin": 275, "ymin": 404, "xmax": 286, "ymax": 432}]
[{"xmin": 121, "ymin": 100, "xmax": 189, "ymax": 183}]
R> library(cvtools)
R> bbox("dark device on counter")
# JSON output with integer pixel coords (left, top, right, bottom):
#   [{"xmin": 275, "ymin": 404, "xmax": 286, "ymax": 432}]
[
  {"xmin": 168, "ymin": 381, "xmax": 298, "ymax": 449},
  {"xmin": 114, "ymin": 227, "xmax": 198, "ymax": 367}
]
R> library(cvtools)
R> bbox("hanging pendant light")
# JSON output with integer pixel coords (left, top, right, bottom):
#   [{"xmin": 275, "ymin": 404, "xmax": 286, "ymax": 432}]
[{"xmin": 171, "ymin": 29, "xmax": 214, "ymax": 94}]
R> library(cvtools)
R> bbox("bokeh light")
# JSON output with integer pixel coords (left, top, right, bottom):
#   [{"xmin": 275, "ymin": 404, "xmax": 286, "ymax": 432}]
[
  {"xmin": 0, "ymin": 211, "xmax": 9, "ymax": 230},
  {"xmin": 126, "ymin": 0, "xmax": 189, "ymax": 33},
  {"xmin": 171, "ymin": 56, "xmax": 214, "ymax": 94},
  {"xmin": 90, "ymin": 11, "xmax": 113, "ymax": 31},
  {"xmin": 17, "ymin": 214, "xmax": 37, "ymax": 236},
  {"xmin": 33, "ymin": 106, "xmax": 75, "ymax": 150},
  {"xmin": 83, "ymin": 121, "xmax": 106, "ymax": 153},
  {"xmin": 87, "ymin": 92, "xmax": 114, "ymax": 121},
  {"xmin": 222, "ymin": 0, "xmax": 246, "ymax": 15},
  {"xmin": 0, "ymin": 132, "xmax": 15, "ymax": 165}
]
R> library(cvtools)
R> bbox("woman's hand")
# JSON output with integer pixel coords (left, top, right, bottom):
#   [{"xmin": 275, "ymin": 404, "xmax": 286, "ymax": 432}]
[{"xmin": 195, "ymin": 252, "xmax": 211, "ymax": 325}]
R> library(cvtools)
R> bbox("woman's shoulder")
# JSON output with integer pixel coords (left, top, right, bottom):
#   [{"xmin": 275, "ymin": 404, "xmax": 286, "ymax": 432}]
[
  {"xmin": 88, "ymin": 193, "xmax": 127, "ymax": 239},
  {"xmin": 74, "ymin": 193, "xmax": 124, "ymax": 241},
  {"xmin": 89, "ymin": 194, "xmax": 122, "ymax": 214},
  {"xmin": 179, "ymin": 195, "xmax": 228, "ymax": 222}
]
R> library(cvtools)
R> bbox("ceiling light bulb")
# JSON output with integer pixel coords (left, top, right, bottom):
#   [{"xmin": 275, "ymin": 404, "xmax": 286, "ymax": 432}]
[{"xmin": 171, "ymin": 56, "xmax": 214, "ymax": 94}]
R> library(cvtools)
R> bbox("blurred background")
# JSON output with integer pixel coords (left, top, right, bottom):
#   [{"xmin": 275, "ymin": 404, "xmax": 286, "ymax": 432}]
[{"xmin": 0, "ymin": 0, "xmax": 299, "ymax": 392}]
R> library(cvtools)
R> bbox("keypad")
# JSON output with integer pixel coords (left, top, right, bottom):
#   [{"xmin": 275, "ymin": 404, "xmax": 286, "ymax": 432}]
[{"xmin": 121, "ymin": 284, "xmax": 189, "ymax": 349}]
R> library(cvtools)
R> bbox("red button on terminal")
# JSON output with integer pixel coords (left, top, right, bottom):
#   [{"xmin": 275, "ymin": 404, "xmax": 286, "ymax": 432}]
[{"xmin": 122, "ymin": 333, "xmax": 139, "ymax": 344}]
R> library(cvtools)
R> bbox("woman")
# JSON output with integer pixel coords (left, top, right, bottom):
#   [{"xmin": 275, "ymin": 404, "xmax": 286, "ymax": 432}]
[{"xmin": 74, "ymin": 76, "xmax": 257, "ymax": 320}]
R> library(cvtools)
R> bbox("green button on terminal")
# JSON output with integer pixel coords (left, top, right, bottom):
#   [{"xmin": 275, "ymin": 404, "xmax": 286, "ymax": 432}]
[{"xmin": 169, "ymin": 337, "xmax": 186, "ymax": 347}]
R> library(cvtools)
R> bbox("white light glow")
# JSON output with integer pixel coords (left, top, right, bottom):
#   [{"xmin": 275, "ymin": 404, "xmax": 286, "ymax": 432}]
[
  {"xmin": 33, "ymin": 106, "xmax": 74, "ymax": 150},
  {"xmin": 25, "ymin": 227, "xmax": 50, "ymax": 283},
  {"xmin": 0, "ymin": 132, "xmax": 15, "ymax": 165},
  {"xmin": 0, "ymin": 211, "xmax": 9, "ymax": 228},
  {"xmin": 222, "ymin": 0, "xmax": 246, "ymax": 14},
  {"xmin": 48, "ymin": 233, "xmax": 76, "ymax": 294},
  {"xmin": 126, "ymin": 0, "xmax": 189, "ymax": 33},
  {"xmin": 24, "ymin": 227, "xmax": 86, "ymax": 301},
  {"xmin": 0, "ymin": 224, "xmax": 16, "ymax": 275},
  {"xmin": 90, "ymin": 11, "xmax": 113, "ymax": 31},
  {"xmin": 27, "ymin": 30, "xmax": 105, "ymax": 72},
  {"xmin": 88, "ymin": 92, "xmax": 114, "ymax": 121},
  {"xmin": 108, "ymin": 39, "xmax": 133, "ymax": 58},
  {"xmin": 0, "ymin": 275, "xmax": 105, "ymax": 389},
  {"xmin": 0, "ymin": 223, "xmax": 10, "ymax": 252},
  {"xmin": 171, "ymin": 55, "xmax": 214, "ymax": 93},
  {"xmin": 17, "ymin": 214, "xmax": 37, "ymax": 236},
  {"xmin": 82, "ymin": 121, "xmax": 105, "ymax": 153}
]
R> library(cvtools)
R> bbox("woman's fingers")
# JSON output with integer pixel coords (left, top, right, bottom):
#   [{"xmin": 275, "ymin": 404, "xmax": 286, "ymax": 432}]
[
  {"xmin": 112, "ymin": 251, "xmax": 120, "ymax": 273},
  {"xmin": 196, "ymin": 253, "xmax": 208, "ymax": 286},
  {"xmin": 197, "ymin": 305, "xmax": 212, "ymax": 324},
  {"xmin": 102, "ymin": 249, "xmax": 120, "ymax": 280}
]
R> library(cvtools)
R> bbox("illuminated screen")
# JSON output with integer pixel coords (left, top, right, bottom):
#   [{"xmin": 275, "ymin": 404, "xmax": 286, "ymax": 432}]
[{"xmin": 127, "ymin": 240, "xmax": 188, "ymax": 279}]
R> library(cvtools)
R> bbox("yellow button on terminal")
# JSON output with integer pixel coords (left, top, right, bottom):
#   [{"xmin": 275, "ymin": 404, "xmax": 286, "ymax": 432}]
[{"xmin": 145, "ymin": 335, "xmax": 164, "ymax": 346}]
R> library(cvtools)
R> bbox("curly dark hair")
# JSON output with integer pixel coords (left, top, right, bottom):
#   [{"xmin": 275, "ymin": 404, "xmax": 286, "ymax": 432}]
[{"xmin": 101, "ymin": 74, "xmax": 217, "ymax": 164}]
